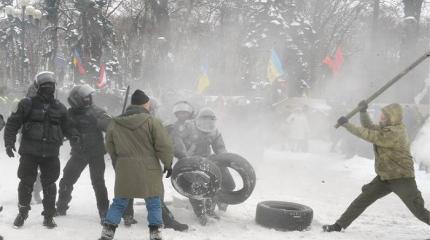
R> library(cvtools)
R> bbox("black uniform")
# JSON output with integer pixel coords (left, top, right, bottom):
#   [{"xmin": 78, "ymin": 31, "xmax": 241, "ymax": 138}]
[
  {"xmin": 4, "ymin": 95, "xmax": 72, "ymax": 217},
  {"xmin": 56, "ymin": 105, "xmax": 110, "ymax": 219}
]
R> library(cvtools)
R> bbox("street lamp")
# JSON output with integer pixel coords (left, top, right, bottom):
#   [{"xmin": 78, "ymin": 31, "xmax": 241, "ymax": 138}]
[{"xmin": 4, "ymin": 1, "xmax": 42, "ymax": 86}]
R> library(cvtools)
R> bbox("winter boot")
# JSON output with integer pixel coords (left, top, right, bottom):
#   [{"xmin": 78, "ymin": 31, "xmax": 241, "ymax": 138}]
[
  {"xmin": 13, "ymin": 206, "xmax": 30, "ymax": 228},
  {"xmin": 322, "ymin": 223, "xmax": 342, "ymax": 232},
  {"xmin": 99, "ymin": 223, "xmax": 117, "ymax": 240},
  {"xmin": 165, "ymin": 218, "xmax": 189, "ymax": 232},
  {"xmin": 149, "ymin": 225, "xmax": 162, "ymax": 240},
  {"xmin": 123, "ymin": 215, "xmax": 138, "ymax": 227},
  {"xmin": 197, "ymin": 214, "xmax": 208, "ymax": 226},
  {"xmin": 43, "ymin": 216, "xmax": 57, "ymax": 229},
  {"xmin": 162, "ymin": 204, "xmax": 188, "ymax": 232},
  {"xmin": 55, "ymin": 207, "xmax": 68, "ymax": 216}
]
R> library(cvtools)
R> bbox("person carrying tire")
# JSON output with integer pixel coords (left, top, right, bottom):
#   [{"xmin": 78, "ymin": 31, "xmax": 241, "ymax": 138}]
[
  {"xmin": 4, "ymin": 71, "xmax": 76, "ymax": 229},
  {"xmin": 173, "ymin": 107, "xmax": 235, "ymax": 226},
  {"xmin": 99, "ymin": 90, "xmax": 173, "ymax": 240},
  {"xmin": 323, "ymin": 101, "xmax": 430, "ymax": 232},
  {"xmin": 56, "ymin": 85, "xmax": 110, "ymax": 223}
]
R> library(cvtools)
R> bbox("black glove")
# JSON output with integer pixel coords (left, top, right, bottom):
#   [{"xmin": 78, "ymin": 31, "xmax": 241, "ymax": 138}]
[
  {"xmin": 6, "ymin": 145, "xmax": 16, "ymax": 158},
  {"xmin": 337, "ymin": 116, "xmax": 348, "ymax": 126},
  {"xmin": 358, "ymin": 100, "xmax": 368, "ymax": 113},
  {"xmin": 163, "ymin": 166, "xmax": 172, "ymax": 178}
]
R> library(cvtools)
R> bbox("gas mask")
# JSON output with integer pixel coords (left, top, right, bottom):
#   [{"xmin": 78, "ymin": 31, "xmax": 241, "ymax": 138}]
[
  {"xmin": 196, "ymin": 116, "xmax": 217, "ymax": 133},
  {"xmin": 38, "ymin": 83, "xmax": 55, "ymax": 101}
]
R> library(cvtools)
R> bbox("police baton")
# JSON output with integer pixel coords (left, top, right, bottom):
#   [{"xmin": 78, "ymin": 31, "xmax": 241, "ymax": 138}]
[{"xmin": 335, "ymin": 51, "xmax": 430, "ymax": 128}]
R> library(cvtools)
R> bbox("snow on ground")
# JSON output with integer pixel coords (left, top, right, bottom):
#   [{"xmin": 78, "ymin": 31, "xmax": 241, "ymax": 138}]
[{"xmin": 1, "ymin": 142, "xmax": 430, "ymax": 240}]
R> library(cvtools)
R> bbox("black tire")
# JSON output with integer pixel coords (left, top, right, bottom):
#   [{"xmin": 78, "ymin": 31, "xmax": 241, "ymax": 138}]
[
  {"xmin": 256, "ymin": 201, "xmax": 313, "ymax": 231},
  {"xmin": 209, "ymin": 153, "xmax": 256, "ymax": 205},
  {"xmin": 171, "ymin": 157, "xmax": 222, "ymax": 200}
]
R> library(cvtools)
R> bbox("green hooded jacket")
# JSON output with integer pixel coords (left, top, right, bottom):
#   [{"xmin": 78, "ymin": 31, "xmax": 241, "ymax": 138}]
[
  {"xmin": 344, "ymin": 103, "xmax": 415, "ymax": 180},
  {"xmin": 105, "ymin": 105, "xmax": 173, "ymax": 198}
]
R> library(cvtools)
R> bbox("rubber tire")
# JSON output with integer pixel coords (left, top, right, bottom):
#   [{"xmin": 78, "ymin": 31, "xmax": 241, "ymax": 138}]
[
  {"xmin": 256, "ymin": 201, "xmax": 313, "ymax": 231},
  {"xmin": 171, "ymin": 157, "xmax": 222, "ymax": 200},
  {"xmin": 209, "ymin": 153, "xmax": 256, "ymax": 205}
]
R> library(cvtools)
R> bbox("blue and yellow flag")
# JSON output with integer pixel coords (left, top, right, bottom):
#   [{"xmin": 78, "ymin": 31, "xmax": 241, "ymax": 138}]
[
  {"xmin": 267, "ymin": 48, "xmax": 285, "ymax": 82},
  {"xmin": 197, "ymin": 65, "xmax": 210, "ymax": 94}
]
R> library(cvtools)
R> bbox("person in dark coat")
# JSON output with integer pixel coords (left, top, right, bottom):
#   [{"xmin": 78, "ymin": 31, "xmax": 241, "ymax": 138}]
[
  {"xmin": 4, "ymin": 71, "xmax": 76, "ymax": 228},
  {"xmin": 56, "ymin": 85, "xmax": 110, "ymax": 223}
]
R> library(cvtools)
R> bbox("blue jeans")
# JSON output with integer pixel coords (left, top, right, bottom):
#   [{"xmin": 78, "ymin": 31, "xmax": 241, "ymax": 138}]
[{"xmin": 104, "ymin": 197, "xmax": 163, "ymax": 226}]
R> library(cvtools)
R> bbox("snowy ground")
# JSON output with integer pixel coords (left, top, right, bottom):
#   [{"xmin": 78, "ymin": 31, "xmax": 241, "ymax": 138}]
[{"xmin": 1, "ymin": 142, "xmax": 430, "ymax": 240}]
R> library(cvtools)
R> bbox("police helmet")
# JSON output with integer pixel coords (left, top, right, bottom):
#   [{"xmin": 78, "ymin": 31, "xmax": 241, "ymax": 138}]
[
  {"xmin": 195, "ymin": 107, "xmax": 217, "ymax": 133},
  {"xmin": 68, "ymin": 84, "xmax": 95, "ymax": 108},
  {"xmin": 173, "ymin": 101, "xmax": 194, "ymax": 115},
  {"xmin": 34, "ymin": 71, "xmax": 56, "ymax": 89}
]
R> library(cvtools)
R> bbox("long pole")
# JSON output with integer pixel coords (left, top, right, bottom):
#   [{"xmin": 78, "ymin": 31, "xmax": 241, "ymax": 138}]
[
  {"xmin": 122, "ymin": 85, "xmax": 130, "ymax": 114},
  {"xmin": 335, "ymin": 51, "xmax": 430, "ymax": 128}
]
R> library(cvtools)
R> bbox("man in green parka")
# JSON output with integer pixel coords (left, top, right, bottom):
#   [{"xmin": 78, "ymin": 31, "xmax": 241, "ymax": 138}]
[
  {"xmin": 98, "ymin": 90, "xmax": 173, "ymax": 240},
  {"xmin": 323, "ymin": 101, "xmax": 430, "ymax": 232}
]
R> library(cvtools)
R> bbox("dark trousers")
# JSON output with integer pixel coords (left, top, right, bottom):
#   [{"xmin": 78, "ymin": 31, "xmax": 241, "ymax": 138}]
[
  {"xmin": 57, "ymin": 153, "xmax": 109, "ymax": 217},
  {"xmin": 337, "ymin": 176, "xmax": 430, "ymax": 228},
  {"xmin": 189, "ymin": 166, "xmax": 236, "ymax": 217},
  {"xmin": 17, "ymin": 154, "xmax": 60, "ymax": 216}
]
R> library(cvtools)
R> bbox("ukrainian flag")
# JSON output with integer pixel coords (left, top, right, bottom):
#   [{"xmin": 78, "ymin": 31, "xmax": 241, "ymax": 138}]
[
  {"xmin": 197, "ymin": 65, "xmax": 210, "ymax": 94},
  {"xmin": 267, "ymin": 48, "xmax": 285, "ymax": 82}
]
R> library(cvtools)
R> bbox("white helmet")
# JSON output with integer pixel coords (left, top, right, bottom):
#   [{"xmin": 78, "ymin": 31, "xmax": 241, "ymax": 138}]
[
  {"xmin": 195, "ymin": 107, "xmax": 217, "ymax": 133},
  {"xmin": 173, "ymin": 101, "xmax": 194, "ymax": 115}
]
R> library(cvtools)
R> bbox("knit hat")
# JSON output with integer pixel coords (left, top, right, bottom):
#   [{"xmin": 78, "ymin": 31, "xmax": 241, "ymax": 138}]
[{"xmin": 131, "ymin": 89, "xmax": 150, "ymax": 105}]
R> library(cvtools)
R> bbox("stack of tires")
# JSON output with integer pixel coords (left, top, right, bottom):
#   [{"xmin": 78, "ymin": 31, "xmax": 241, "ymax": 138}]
[{"xmin": 171, "ymin": 153, "xmax": 256, "ymax": 205}]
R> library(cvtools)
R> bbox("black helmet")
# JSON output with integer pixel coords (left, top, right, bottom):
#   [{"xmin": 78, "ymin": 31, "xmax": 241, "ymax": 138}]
[
  {"xmin": 68, "ymin": 84, "xmax": 95, "ymax": 108},
  {"xmin": 34, "ymin": 71, "xmax": 56, "ymax": 89}
]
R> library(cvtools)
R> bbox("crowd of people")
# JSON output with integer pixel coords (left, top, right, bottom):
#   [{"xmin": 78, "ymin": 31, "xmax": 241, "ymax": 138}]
[
  {"xmin": 0, "ymin": 71, "xmax": 241, "ymax": 240},
  {"xmin": 1, "ymin": 71, "xmax": 430, "ymax": 240}
]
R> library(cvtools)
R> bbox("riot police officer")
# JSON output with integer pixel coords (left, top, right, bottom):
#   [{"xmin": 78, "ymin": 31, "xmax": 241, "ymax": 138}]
[
  {"xmin": 173, "ymin": 107, "xmax": 235, "ymax": 225},
  {"xmin": 4, "ymin": 71, "xmax": 75, "ymax": 228},
  {"xmin": 56, "ymin": 85, "xmax": 110, "ymax": 223}
]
